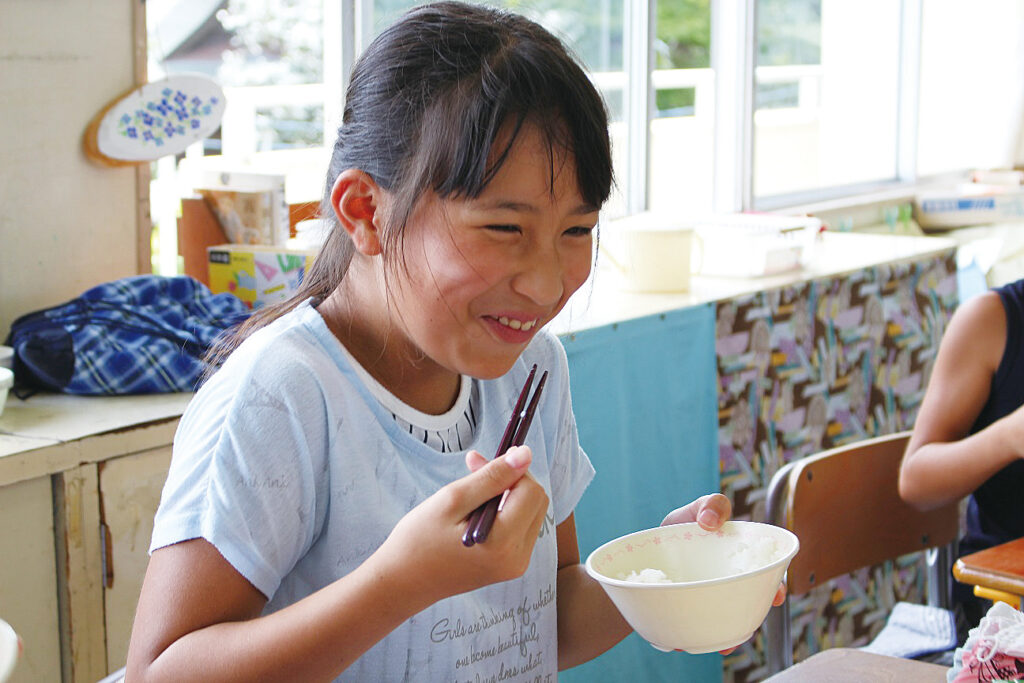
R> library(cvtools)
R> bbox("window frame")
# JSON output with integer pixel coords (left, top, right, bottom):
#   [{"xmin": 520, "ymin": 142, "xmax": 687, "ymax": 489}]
[
  {"xmin": 155, "ymin": 0, "xmax": 1016, "ymax": 276},
  {"xmin": 269, "ymin": 0, "xmax": 983, "ymax": 214}
]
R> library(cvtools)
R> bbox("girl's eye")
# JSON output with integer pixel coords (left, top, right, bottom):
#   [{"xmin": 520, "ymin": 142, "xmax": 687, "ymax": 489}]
[
  {"xmin": 565, "ymin": 226, "xmax": 595, "ymax": 237},
  {"xmin": 485, "ymin": 224, "xmax": 521, "ymax": 234}
]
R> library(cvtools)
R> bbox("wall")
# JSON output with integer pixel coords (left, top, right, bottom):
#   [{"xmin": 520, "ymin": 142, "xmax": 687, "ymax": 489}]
[{"xmin": 0, "ymin": 1, "xmax": 145, "ymax": 338}]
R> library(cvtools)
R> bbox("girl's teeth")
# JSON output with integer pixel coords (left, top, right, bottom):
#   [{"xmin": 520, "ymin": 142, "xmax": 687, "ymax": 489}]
[{"xmin": 497, "ymin": 316, "xmax": 536, "ymax": 331}]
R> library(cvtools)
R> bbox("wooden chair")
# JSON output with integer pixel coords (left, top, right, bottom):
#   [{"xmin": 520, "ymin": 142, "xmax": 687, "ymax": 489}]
[{"xmin": 762, "ymin": 431, "xmax": 959, "ymax": 675}]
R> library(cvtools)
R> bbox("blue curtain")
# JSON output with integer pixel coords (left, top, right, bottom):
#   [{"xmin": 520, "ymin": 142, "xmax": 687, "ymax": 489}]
[{"xmin": 559, "ymin": 304, "xmax": 722, "ymax": 683}]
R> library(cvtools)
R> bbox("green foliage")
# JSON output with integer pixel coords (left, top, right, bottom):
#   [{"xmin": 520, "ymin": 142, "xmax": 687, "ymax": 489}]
[
  {"xmin": 656, "ymin": 87, "xmax": 695, "ymax": 115},
  {"xmin": 656, "ymin": 0, "xmax": 710, "ymax": 70}
]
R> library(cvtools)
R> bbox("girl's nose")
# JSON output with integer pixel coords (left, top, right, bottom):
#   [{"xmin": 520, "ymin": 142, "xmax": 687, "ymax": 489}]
[{"xmin": 511, "ymin": 245, "xmax": 564, "ymax": 306}]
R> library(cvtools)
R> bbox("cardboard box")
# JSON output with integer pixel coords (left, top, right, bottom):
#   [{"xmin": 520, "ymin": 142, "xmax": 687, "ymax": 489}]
[
  {"xmin": 208, "ymin": 244, "xmax": 315, "ymax": 309},
  {"xmin": 195, "ymin": 169, "xmax": 290, "ymax": 245},
  {"xmin": 178, "ymin": 197, "xmax": 228, "ymax": 286}
]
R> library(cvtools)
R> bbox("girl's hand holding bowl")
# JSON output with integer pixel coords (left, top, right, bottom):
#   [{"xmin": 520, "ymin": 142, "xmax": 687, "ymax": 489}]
[
  {"xmin": 584, "ymin": 494, "xmax": 795, "ymax": 655},
  {"xmin": 663, "ymin": 493, "xmax": 788, "ymax": 614}
]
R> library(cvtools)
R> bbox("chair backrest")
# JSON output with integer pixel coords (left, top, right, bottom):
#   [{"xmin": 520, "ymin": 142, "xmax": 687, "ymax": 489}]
[
  {"xmin": 762, "ymin": 430, "xmax": 959, "ymax": 674},
  {"xmin": 773, "ymin": 430, "xmax": 958, "ymax": 595}
]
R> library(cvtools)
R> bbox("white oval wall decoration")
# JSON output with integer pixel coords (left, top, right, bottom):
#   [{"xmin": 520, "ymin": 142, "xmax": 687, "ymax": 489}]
[{"xmin": 84, "ymin": 74, "xmax": 226, "ymax": 166}]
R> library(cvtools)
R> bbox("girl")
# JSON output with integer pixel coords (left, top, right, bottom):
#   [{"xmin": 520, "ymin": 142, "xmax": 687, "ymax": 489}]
[
  {"xmin": 127, "ymin": 3, "xmax": 756, "ymax": 680},
  {"xmin": 899, "ymin": 277, "xmax": 1024, "ymax": 634}
]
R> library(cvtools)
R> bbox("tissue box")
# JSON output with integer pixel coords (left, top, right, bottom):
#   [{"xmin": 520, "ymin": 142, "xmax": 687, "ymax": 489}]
[
  {"xmin": 208, "ymin": 244, "xmax": 315, "ymax": 309},
  {"xmin": 915, "ymin": 185, "xmax": 1024, "ymax": 230}
]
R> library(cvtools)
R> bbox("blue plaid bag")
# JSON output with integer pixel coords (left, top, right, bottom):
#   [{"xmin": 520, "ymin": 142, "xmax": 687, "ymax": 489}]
[{"xmin": 5, "ymin": 275, "xmax": 250, "ymax": 395}]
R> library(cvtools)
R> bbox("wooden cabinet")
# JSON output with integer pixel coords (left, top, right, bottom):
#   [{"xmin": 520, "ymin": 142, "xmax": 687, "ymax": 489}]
[
  {"xmin": 100, "ymin": 446, "xmax": 173, "ymax": 670},
  {"xmin": 0, "ymin": 393, "xmax": 189, "ymax": 683},
  {"xmin": 0, "ymin": 476, "xmax": 62, "ymax": 683}
]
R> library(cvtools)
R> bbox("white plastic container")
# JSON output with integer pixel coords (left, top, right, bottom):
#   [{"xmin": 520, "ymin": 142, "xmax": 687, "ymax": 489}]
[{"xmin": 693, "ymin": 214, "xmax": 820, "ymax": 278}]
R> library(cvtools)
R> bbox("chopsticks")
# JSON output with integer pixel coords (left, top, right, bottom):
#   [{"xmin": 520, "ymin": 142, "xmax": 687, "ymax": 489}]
[{"xmin": 462, "ymin": 363, "xmax": 548, "ymax": 547}]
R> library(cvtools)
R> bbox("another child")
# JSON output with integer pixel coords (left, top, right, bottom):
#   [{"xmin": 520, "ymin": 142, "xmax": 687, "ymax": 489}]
[
  {"xmin": 899, "ymin": 277, "xmax": 1024, "ymax": 632},
  {"xmin": 126, "ymin": 4, "xmax": 762, "ymax": 680}
]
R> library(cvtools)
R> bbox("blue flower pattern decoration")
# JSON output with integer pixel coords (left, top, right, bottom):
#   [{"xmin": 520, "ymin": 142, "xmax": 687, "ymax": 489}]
[{"xmin": 117, "ymin": 87, "xmax": 220, "ymax": 148}]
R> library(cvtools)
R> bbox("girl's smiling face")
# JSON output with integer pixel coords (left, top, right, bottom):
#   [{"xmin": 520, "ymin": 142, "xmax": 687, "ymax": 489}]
[
  {"xmin": 387, "ymin": 123, "xmax": 598, "ymax": 381},
  {"xmin": 326, "ymin": 122, "xmax": 599, "ymax": 410}
]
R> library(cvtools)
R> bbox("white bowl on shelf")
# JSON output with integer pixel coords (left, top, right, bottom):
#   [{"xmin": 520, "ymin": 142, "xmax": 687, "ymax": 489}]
[
  {"xmin": 585, "ymin": 521, "xmax": 798, "ymax": 654},
  {"xmin": 0, "ymin": 367, "xmax": 13, "ymax": 418},
  {"xmin": 0, "ymin": 619, "xmax": 20, "ymax": 683}
]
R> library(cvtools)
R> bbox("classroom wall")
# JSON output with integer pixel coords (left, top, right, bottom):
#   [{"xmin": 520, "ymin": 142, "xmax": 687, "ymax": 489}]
[{"xmin": 0, "ymin": 1, "xmax": 145, "ymax": 337}]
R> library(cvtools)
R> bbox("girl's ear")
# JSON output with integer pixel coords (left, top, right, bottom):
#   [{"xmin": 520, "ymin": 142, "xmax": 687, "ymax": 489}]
[{"xmin": 330, "ymin": 169, "xmax": 384, "ymax": 255}]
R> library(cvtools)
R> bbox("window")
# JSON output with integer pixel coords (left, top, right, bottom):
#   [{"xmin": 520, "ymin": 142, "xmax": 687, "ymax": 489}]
[
  {"xmin": 916, "ymin": 0, "xmax": 1024, "ymax": 176},
  {"xmin": 149, "ymin": 0, "xmax": 325, "ymax": 154},
  {"xmin": 355, "ymin": 1, "xmax": 633, "ymax": 216},
  {"xmin": 753, "ymin": 0, "xmax": 902, "ymax": 203},
  {"xmin": 649, "ymin": 1, "xmax": 714, "ymax": 215},
  {"xmin": 147, "ymin": 0, "xmax": 1024, "ymax": 273}
]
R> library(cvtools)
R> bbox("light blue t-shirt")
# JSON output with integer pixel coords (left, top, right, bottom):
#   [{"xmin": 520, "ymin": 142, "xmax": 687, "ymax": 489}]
[{"xmin": 151, "ymin": 300, "xmax": 595, "ymax": 681}]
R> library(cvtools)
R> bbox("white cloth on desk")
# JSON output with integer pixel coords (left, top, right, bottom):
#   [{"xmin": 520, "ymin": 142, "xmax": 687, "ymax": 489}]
[{"xmin": 859, "ymin": 601, "xmax": 957, "ymax": 659}]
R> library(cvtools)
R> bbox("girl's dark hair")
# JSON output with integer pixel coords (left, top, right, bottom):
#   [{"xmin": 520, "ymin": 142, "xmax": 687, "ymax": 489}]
[{"xmin": 206, "ymin": 1, "xmax": 612, "ymax": 369}]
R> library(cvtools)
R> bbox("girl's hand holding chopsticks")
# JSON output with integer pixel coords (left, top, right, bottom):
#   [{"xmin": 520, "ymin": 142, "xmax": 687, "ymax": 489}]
[
  {"xmin": 372, "ymin": 445, "xmax": 549, "ymax": 606},
  {"xmin": 464, "ymin": 365, "xmax": 548, "ymax": 546}
]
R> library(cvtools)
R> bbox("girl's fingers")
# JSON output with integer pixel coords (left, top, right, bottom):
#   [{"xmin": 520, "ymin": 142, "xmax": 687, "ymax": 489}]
[
  {"xmin": 465, "ymin": 450, "xmax": 488, "ymax": 473},
  {"xmin": 459, "ymin": 447, "xmax": 548, "ymax": 545},
  {"xmin": 661, "ymin": 493, "xmax": 732, "ymax": 530},
  {"xmin": 456, "ymin": 446, "xmax": 534, "ymax": 519}
]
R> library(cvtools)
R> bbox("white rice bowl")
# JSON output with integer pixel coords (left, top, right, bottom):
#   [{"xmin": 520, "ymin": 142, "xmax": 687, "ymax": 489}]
[{"xmin": 585, "ymin": 521, "xmax": 799, "ymax": 653}]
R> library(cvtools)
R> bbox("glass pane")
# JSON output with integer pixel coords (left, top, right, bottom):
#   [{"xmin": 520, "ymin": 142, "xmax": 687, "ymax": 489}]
[
  {"xmin": 215, "ymin": 0, "xmax": 324, "ymax": 86},
  {"xmin": 365, "ymin": 1, "xmax": 624, "ymax": 74},
  {"xmin": 917, "ymin": 0, "xmax": 1024, "ymax": 176},
  {"xmin": 649, "ymin": 0, "xmax": 713, "ymax": 215},
  {"xmin": 254, "ymin": 104, "xmax": 324, "ymax": 150},
  {"xmin": 365, "ymin": 1, "xmax": 626, "ymax": 212},
  {"xmin": 149, "ymin": 0, "xmax": 326, "ymax": 155},
  {"xmin": 753, "ymin": 0, "xmax": 901, "ymax": 199}
]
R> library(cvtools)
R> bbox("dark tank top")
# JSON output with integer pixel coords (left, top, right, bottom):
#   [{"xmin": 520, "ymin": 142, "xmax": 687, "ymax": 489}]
[{"xmin": 962, "ymin": 278, "xmax": 1024, "ymax": 553}]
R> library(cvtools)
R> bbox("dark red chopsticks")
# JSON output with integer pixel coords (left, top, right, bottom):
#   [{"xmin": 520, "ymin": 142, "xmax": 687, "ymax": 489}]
[{"xmin": 462, "ymin": 364, "xmax": 548, "ymax": 547}]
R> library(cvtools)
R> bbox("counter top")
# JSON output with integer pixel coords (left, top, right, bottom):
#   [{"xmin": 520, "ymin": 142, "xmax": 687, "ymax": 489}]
[
  {"xmin": 552, "ymin": 230, "xmax": 957, "ymax": 335},
  {"xmin": 0, "ymin": 391, "xmax": 192, "ymax": 486}
]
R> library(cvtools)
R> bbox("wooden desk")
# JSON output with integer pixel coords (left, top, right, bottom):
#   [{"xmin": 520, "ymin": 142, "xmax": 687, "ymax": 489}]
[
  {"xmin": 953, "ymin": 537, "xmax": 1024, "ymax": 607},
  {"xmin": 764, "ymin": 648, "xmax": 948, "ymax": 682}
]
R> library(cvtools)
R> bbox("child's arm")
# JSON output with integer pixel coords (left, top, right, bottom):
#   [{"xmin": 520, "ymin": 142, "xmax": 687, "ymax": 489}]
[
  {"xmin": 899, "ymin": 291, "xmax": 1024, "ymax": 509},
  {"xmin": 126, "ymin": 446, "xmax": 548, "ymax": 682},
  {"xmin": 553, "ymin": 513, "xmax": 631, "ymax": 670}
]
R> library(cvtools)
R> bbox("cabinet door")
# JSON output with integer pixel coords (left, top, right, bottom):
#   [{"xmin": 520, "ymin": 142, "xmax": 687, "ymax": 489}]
[
  {"xmin": 0, "ymin": 476, "xmax": 62, "ymax": 683},
  {"xmin": 98, "ymin": 446, "xmax": 172, "ymax": 672}
]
